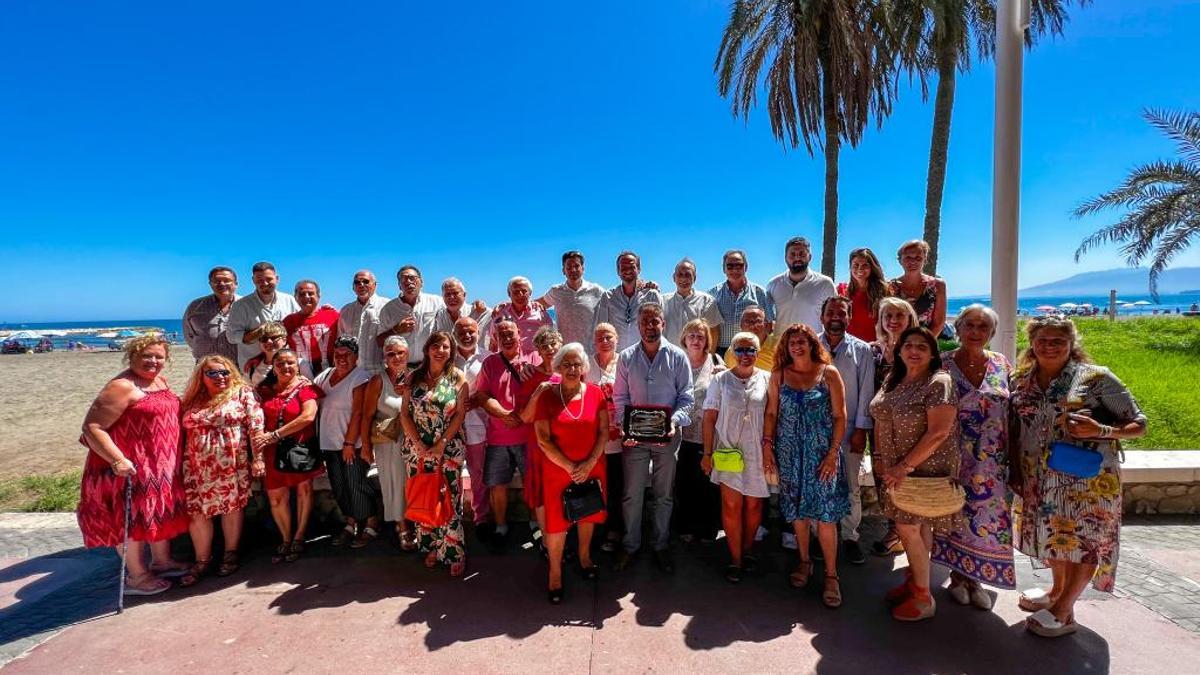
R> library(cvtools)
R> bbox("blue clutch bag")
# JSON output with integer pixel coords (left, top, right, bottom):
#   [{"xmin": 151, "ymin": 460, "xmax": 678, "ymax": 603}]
[{"xmin": 1047, "ymin": 441, "xmax": 1103, "ymax": 478}]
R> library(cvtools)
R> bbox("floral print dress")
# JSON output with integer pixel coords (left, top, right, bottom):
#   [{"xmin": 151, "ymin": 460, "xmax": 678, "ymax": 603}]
[
  {"xmin": 931, "ymin": 351, "xmax": 1016, "ymax": 588},
  {"xmin": 1011, "ymin": 361, "xmax": 1145, "ymax": 593},
  {"xmin": 181, "ymin": 386, "xmax": 265, "ymax": 518},
  {"xmin": 405, "ymin": 375, "xmax": 466, "ymax": 565}
]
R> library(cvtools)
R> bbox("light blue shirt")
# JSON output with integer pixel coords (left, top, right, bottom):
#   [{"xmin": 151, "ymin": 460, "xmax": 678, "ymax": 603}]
[
  {"xmin": 819, "ymin": 331, "xmax": 876, "ymax": 450},
  {"xmin": 709, "ymin": 281, "xmax": 775, "ymax": 349},
  {"xmin": 614, "ymin": 338, "xmax": 695, "ymax": 431}
]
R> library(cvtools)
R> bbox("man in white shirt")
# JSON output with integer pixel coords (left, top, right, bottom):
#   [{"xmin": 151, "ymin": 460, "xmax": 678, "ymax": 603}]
[
  {"xmin": 433, "ymin": 277, "xmax": 490, "ymax": 334},
  {"xmin": 767, "ymin": 236, "xmax": 836, "ymax": 332},
  {"xmin": 337, "ymin": 270, "xmax": 390, "ymax": 375},
  {"xmin": 225, "ymin": 261, "xmax": 301, "ymax": 368},
  {"xmin": 663, "ymin": 257, "xmax": 722, "ymax": 347},
  {"xmin": 535, "ymin": 250, "xmax": 604, "ymax": 346},
  {"xmin": 376, "ymin": 265, "xmax": 445, "ymax": 365},
  {"xmin": 453, "ymin": 316, "xmax": 492, "ymax": 530},
  {"xmin": 592, "ymin": 251, "xmax": 664, "ymax": 352}
]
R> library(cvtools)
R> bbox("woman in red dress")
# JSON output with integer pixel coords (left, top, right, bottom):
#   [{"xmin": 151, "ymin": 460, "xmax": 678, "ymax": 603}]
[
  {"xmin": 837, "ymin": 247, "xmax": 891, "ymax": 343},
  {"xmin": 535, "ymin": 342, "xmax": 608, "ymax": 604},
  {"xmin": 79, "ymin": 335, "xmax": 189, "ymax": 596},
  {"xmin": 252, "ymin": 348, "xmax": 323, "ymax": 563}
]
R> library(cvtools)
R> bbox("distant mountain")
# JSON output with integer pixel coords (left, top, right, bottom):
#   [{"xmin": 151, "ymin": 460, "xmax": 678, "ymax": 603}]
[{"xmin": 1017, "ymin": 267, "xmax": 1200, "ymax": 297}]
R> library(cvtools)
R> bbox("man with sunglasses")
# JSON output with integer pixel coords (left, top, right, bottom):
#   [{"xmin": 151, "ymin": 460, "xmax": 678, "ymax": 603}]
[
  {"xmin": 723, "ymin": 305, "xmax": 779, "ymax": 371},
  {"xmin": 709, "ymin": 250, "xmax": 774, "ymax": 357},
  {"xmin": 338, "ymin": 270, "xmax": 390, "ymax": 375}
]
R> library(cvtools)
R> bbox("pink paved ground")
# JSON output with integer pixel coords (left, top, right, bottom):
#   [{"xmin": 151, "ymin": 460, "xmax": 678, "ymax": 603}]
[{"xmin": 7, "ymin": 550, "xmax": 1200, "ymax": 674}]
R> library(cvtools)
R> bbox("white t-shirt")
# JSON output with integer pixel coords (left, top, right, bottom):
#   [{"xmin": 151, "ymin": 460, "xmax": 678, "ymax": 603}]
[
  {"xmin": 543, "ymin": 280, "xmax": 605, "ymax": 346},
  {"xmin": 663, "ymin": 290, "xmax": 723, "ymax": 346},
  {"xmin": 378, "ymin": 292, "xmax": 446, "ymax": 360},
  {"xmin": 455, "ymin": 347, "xmax": 490, "ymax": 446},
  {"xmin": 767, "ymin": 271, "xmax": 836, "ymax": 332},
  {"xmin": 314, "ymin": 366, "xmax": 371, "ymax": 450},
  {"xmin": 338, "ymin": 294, "xmax": 390, "ymax": 375},
  {"xmin": 226, "ymin": 291, "xmax": 301, "ymax": 368}
]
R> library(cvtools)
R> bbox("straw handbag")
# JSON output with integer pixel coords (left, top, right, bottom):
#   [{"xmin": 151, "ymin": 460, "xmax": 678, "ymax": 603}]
[{"xmin": 889, "ymin": 476, "xmax": 965, "ymax": 518}]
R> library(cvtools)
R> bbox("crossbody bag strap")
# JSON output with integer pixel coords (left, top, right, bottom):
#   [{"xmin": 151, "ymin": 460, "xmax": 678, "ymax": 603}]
[{"xmin": 499, "ymin": 354, "xmax": 523, "ymax": 382}]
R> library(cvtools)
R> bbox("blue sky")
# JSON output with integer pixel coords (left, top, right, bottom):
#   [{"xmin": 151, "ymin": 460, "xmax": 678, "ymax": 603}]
[{"xmin": 2, "ymin": 0, "xmax": 1198, "ymax": 321}]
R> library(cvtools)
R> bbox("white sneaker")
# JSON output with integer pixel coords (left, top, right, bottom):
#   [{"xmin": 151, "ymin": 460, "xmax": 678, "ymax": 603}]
[
  {"xmin": 754, "ymin": 526, "xmax": 768, "ymax": 542},
  {"xmin": 781, "ymin": 532, "xmax": 797, "ymax": 550}
]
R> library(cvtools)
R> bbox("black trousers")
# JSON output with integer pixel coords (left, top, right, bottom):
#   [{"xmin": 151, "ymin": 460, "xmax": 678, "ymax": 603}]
[
  {"xmin": 322, "ymin": 450, "xmax": 380, "ymax": 523},
  {"xmin": 674, "ymin": 440, "xmax": 721, "ymax": 540},
  {"xmin": 605, "ymin": 453, "xmax": 625, "ymax": 535}
]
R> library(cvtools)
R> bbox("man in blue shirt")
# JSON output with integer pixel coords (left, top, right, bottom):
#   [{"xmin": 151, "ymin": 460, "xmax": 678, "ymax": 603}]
[
  {"xmin": 613, "ymin": 302, "xmax": 694, "ymax": 574},
  {"xmin": 709, "ymin": 249, "xmax": 775, "ymax": 356}
]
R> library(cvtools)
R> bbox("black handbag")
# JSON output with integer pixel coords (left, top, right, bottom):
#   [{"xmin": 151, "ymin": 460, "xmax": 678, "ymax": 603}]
[
  {"xmin": 273, "ymin": 386, "xmax": 323, "ymax": 474},
  {"xmin": 562, "ymin": 478, "xmax": 605, "ymax": 523}
]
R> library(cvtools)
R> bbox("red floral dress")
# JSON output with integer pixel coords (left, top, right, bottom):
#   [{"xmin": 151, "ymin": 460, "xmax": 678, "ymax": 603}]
[{"xmin": 181, "ymin": 386, "xmax": 265, "ymax": 517}]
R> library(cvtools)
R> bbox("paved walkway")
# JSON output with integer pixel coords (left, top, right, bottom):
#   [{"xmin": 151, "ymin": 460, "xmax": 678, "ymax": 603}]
[{"xmin": 2, "ymin": 512, "xmax": 1199, "ymax": 673}]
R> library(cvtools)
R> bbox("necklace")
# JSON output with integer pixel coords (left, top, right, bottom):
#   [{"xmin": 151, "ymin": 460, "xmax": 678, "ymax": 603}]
[{"xmin": 559, "ymin": 383, "xmax": 586, "ymax": 420}]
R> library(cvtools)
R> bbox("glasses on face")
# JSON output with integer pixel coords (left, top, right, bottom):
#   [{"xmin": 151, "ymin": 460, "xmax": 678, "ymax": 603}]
[
  {"xmin": 353, "ymin": 279, "xmax": 372, "ymax": 286},
  {"xmin": 732, "ymin": 347, "xmax": 758, "ymax": 356},
  {"xmin": 725, "ymin": 262, "xmax": 745, "ymax": 269},
  {"xmin": 260, "ymin": 335, "xmax": 285, "ymax": 343},
  {"xmin": 204, "ymin": 369, "xmax": 231, "ymax": 378}
]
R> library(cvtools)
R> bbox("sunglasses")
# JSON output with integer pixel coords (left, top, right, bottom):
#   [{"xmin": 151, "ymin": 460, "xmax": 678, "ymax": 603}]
[
  {"xmin": 732, "ymin": 347, "xmax": 758, "ymax": 356},
  {"xmin": 352, "ymin": 279, "xmax": 373, "ymax": 286},
  {"xmin": 204, "ymin": 369, "xmax": 231, "ymax": 378},
  {"xmin": 260, "ymin": 335, "xmax": 285, "ymax": 343}
]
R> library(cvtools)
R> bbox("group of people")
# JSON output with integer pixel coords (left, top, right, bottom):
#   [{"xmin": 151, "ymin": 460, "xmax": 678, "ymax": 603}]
[{"xmin": 78, "ymin": 237, "xmax": 1146, "ymax": 638}]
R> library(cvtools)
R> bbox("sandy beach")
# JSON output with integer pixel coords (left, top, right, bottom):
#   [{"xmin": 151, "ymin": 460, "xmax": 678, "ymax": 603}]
[{"xmin": 0, "ymin": 349, "xmax": 194, "ymax": 480}]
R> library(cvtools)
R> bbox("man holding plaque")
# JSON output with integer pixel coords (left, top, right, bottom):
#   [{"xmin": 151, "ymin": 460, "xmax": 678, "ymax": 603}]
[{"xmin": 613, "ymin": 303, "xmax": 694, "ymax": 574}]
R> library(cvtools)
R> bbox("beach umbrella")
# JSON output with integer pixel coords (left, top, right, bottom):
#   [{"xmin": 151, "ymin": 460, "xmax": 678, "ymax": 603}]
[
  {"xmin": 5, "ymin": 330, "xmax": 44, "ymax": 340},
  {"xmin": 1058, "ymin": 302, "xmax": 1078, "ymax": 309},
  {"xmin": 96, "ymin": 331, "xmax": 117, "ymax": 338},
  {"xmin": 41, "ymin": 330, "xmax": 67, "ymax": 337},
  {"xmin": 1120, "ymin": 303, "xmax": 1136, "ymax": 309},
  {"xmin": 115, "ymin": 329, "xmax": 141, "ymax": 338},
  {"xmin": 1035, "ymin": 305, "xmax": 1057, "ymax": 313},
  {"xmin": 1131, "ymin": 300, "xmax": 1153, "ymax": 306}
]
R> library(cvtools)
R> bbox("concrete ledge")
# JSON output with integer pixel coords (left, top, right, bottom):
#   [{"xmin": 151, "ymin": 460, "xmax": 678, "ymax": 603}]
[{"xmin": 1122, "ymin": 450, "xmax": 1200, "ymax": 483}]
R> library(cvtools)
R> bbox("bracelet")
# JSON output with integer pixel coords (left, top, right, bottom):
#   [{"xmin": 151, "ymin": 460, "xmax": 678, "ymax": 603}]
[
  {"xmin": 1100, "ymin": 424, "xmax": 1113, "ymax": 439},
  {"xmin": 110, "ymin": 458, "xmax": 125, "ymax": 470},
  {"xmin": 253, "ymin": 455, "xmax": 264, "ymax": 464},
  {"xmin": 761, "ymin": 437, "xmax": 774, "ymax": 445},
  {"xmin": 272, "ymin": 430, "xmax": 281, "ymax": 441}
]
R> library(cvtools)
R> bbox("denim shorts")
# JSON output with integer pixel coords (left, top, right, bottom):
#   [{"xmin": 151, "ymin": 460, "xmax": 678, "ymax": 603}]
[{"xmin": 484, "ymin": 443, "xmax": 526, "ymax": 487}]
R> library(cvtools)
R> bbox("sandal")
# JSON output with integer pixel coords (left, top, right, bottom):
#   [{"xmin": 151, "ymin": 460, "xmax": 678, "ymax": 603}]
[
  {"xmin": 425, "ymin": 550, "xmax": 439, "ymax": 568},
  {"xmin": 400, "ymin": 529, "xmax": 419, "ymax": 552},
  {"xmin": 271, "ymin": 543, "xmax": 290, "ymax": 564},
  {"xmin": 149, "ymin": 562, "xmax": 190, "ymax": 578},
  {"xmin": 178, "ymin": 558, "xmax": 212, "ymax": 588},
  {"xmin": 822, "ymin": 574, "xmax": 843, "ymax": 609},
  {"xmin": 725, "ymin": 564, "xmax": 742, "ymax": 584},
  {"xmin": 1026, "ymin": 609, "xmax": 1078, "ymax": 638},
  {"xmin": 1018, "ymin": 587, "xmax": 1054, "ymax": 612},
  {"xmin": 217, "ymin": 551, "xmax": 240, "ymax": 577},
  {"xmin": 351, "ymin": 526, "xmax": 379, "ymax": 549},
  {"xmin": 886, "ymin": 568, "xmax": 914, "ymax": 604},
  {"xmin": 789, "ymin": 560, "xmax": 812, "ymax": 588},
  {"xmin": 892, "ymin": 586, "xmax": 936, "ymax": 622},
  {"xmin": 332, "ymin": 524, "xmax": 356, "ymax": 548},
  {"xmin": 742, "ymin": 555, "xmax": 759, "ymax": 574},
  {"xmin": 450, "ymin": 560, "xmax": 467, "ymax": 578},
  {"xmin": 872, "ymin": 529, "xmax": 904, "ymax": 556},
  {"xmin": 124, "ymin": 574, "xmax": 171, "ymax": 596},
  {"xmin": 579, "ymin": 565, "xmax": 599, "ymax": 581},
  {"xmin": 284, "ymin": 540, "xmax": 304, "ymax": 563}
]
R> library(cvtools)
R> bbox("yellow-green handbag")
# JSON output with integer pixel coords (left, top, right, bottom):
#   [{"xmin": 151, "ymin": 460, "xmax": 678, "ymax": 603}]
[{"xmin": 712, "ymin": 447, "xmax": 744, "ymax": 473}]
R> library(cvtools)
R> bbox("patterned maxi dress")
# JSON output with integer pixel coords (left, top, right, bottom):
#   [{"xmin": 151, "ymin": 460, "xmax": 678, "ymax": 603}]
[
  {"xmin": 931, "ymin": 352, "xmax": 1016, "ymax": 588},
  {"xmin": 775, "ymin": 368, "xmax": 850, "ymax": 523},
  {"xmin": 1011, "ymin": 361, "xmax": 1145, "ymax": 593},
  {"xmin": 405, "ymin": 375, "xmax": 466, "ymax": 565},
  {"xmin": 181, "ymin": 386, "xmax": 265, "ymax": 518},
  {"xmin": 78, "ymin": 388, "xmax": 189, "ymax": 547}
]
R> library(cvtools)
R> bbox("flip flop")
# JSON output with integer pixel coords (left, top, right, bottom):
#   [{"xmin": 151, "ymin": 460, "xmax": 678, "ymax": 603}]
[
  {"xmin": 1018, "ymin": 588, "xmax": 1053, "ymax": 612},
  {"xmin": 124, "ymin": 576, "xmax": 171, "ymax": 596},
  {"xmin": 1026, "ymin": 609, "xmax": 1078, "ymax": 638}
]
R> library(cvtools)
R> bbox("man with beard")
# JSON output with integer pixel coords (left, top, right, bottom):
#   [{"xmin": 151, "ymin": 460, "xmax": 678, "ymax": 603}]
[
  {"xmin": 453, "ymin": 316, "xmax": 492, "ymax": 530},
  {"xmin": 226, "ymin": 261, "xmax": 301, "ymax": 368},
  {"xmin": 767, "ymin": 237, "xmax": 836, "ymax": 333},
  {"xmin": 534, "ymin": 250, "xmax": 604, "ymax": 346},
  {"xmin": 283, "ymin": 280, "xmax": 340, "ymax": 378},
  {"xmin": 593, "ymin": 251, "xmax": 664, "ymax": 352},
  {"xmin": 612, "ymin": 303, "xmax": 694, "ymax": 574},
  {"xmin": 809, "ymin": 295, "xmax": 875, "ymax": 564},
  {"xmin": 377, "ymin": 265, "xmax": 445, "ymax": 364},
  {"xmin": 709, "ymin": 249, "xmax": 775, "ymax": 356},
  {"xmin": 338, "ymin": 270, "xmax": 390, "ymax": 375},
  {"xmin": 183, "ymin": 266, "xmax": 240, "ymax": 362}
]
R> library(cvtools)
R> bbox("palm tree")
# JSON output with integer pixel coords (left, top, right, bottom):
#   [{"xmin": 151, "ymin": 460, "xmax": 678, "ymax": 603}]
[
  {"xmin": 715, "ymin": 0, "xmax": 895, "ymax": 278},
  {"xmin": 1074, "ymin": 109, "xmax": 1200, "ymax": 300},
  {"xmin": 891, "ymin": 0, "xmax": 1079, "ymax": 274}
]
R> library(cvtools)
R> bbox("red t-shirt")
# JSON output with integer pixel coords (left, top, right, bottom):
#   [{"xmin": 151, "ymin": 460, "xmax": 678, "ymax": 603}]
[
  {"xmin": 476, "ymin": 352, "xmax": 534, "ymax": 445},
  {"xmin": 535, "ymin": 383, "xmax": 606, "ymax": 463},
  {"xmin": 838, "ymin": 282, "xmax": 877, "ymax": 343},
  {"xmin": 283, "ymin": 306, "xmax": 340, "ymax": 374}
]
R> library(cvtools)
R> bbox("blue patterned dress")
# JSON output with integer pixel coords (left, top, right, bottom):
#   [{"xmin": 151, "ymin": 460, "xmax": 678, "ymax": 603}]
[{"xmin": 775, "ymin": 370, "xmax": 850, "ymax": 523}]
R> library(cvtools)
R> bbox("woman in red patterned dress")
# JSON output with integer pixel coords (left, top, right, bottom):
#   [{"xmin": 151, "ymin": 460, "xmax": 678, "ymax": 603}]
[
  {"xmin": 253, "ymin": 349, "xmax": 323, "ymax": 563},
  {"xmin": 178, "ymin": 355, "xmax": 265, "ymax": 586},
  {"xmin": 79, "ymin": 335, "xmax": 190, "ymax": 596}
]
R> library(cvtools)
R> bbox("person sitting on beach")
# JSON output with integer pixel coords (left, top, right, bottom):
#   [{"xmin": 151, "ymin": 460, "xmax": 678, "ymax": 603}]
[
  {"xmin": 226, "ymin": 261, "xmax": 301, "ymax": 369},
  {"xmin": 376, "ymin": 265, "xmax": 445, "ymax": 364},
  {"xmin": 711, "ymin": 249, "xmax": 775, "ymax": 356},
  {"xmin": 724, "ymin": 305, "xmax": 779, "ymax": 371},
  {"xmin": 593, "ymin": 251, "xmax": 665, "ymax": 352},
  {"xmin": 888, "ymin": 240, "xmax": 948, "ymax": 339},
  {"xmin": 178, "ymin": 355, "xmax": 265, "ymax": 587},
  {"xmin": 488, "ymin": 276, "xmax": 554, "ymax": 362},
  {"xmin": 533, "ymin": 250, "xmax": 606, "ymax": 346},
  {"xmin": 78, "ymin": 334, "xmax": 190, "ymax": 596},
  {"xmin": 183, "ymin": 266, "xmax": 240, "ymax": 363},
  {"xmin": 283, "ymin": 279, "xmax": 339, "ymax": 378}
]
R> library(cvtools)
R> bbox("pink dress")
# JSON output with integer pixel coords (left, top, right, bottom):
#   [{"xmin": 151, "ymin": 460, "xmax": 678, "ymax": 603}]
[
  {"xmin": 77, "ymin": 388, "xmax": 189, "ymax": 547},
  {"xmin": 181, "ymin": 386, "xmax": 265, "ymax": 517}
]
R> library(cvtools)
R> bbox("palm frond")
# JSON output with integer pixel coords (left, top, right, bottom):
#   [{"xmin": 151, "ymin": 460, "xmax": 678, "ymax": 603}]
[
  {"xmin": 1148, "ymin": 219, "xmax": 1200, "ymax": 299},
  {"xmin": 1145, "ymin": 108, "xmax": 1200, "ymax": 167}
]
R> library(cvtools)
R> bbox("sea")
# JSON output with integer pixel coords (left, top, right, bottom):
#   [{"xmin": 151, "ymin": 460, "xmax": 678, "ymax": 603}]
[{"xmin": 3, "ymin": 292, "xmax": 1199, "ymax": 351}]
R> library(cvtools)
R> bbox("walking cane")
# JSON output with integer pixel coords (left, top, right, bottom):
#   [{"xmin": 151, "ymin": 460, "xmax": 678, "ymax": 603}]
[{"xmin": 117, "ymin": 474, "xmax": 133, "ymax": 614}]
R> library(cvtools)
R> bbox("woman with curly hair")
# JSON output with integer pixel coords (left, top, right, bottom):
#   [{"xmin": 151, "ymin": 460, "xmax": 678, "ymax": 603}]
[{"xmin": 1010, "ymin": 316, "xmax": 1146, "ymax": 638}]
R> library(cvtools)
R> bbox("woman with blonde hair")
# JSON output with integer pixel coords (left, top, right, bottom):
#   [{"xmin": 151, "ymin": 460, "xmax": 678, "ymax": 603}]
[
  {"xmin": 79, "ymin": 334, "xmax": 189, "ymax": 595},
  {"xmin": 676, "ymin": 318, "xmax": 725, "ymax": 544},
  {"xmin": 1011, "ymin": 316, "xmax": 1146, "ymax": 637},
  {"xmin": 870, "ymin": 297, "xmax": 920, "ymax": 556},
  {"xmin": 888, "ymin": 240, "xmax": 947, "ymax": 338},
  {"xmin": 178, "ymin": 355, "xmax": 265, "ymax": 586},
  {"xmin": 585, "ymin": 322, "xmax": 626, "ymax": 551}
]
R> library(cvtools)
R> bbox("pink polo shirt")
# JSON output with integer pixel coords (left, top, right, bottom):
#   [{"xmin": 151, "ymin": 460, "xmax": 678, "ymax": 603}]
[
  {"xmin": 476, "ymin": 351, "xmax": 533, "ymax": 446},
  {"xmin": 488, "ymin": 301, "xmax": 554, "ymax": 364}
]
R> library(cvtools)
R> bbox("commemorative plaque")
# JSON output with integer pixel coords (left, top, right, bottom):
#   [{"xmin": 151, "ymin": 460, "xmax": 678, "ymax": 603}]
[{"xmin": 623, "ymin": 405, "xmax": 672, "ymax": 444}]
